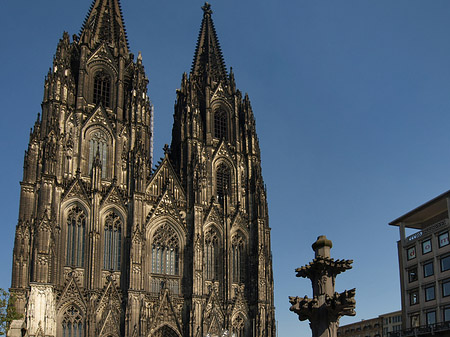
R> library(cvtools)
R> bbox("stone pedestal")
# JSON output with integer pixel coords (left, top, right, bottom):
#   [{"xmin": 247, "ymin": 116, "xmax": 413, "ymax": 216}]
[
  {"xmin": 289, "ymin": 235, "xmax": 356, "ymax": 337},
  {"xmin": 7, "ymin": 319, "xmax": 25, "ymax": 337}
]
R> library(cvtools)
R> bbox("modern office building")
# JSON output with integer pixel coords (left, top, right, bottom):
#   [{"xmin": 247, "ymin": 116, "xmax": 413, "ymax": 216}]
[
  {"xmin": 390, "ymin": 191, "xmax": 450, "ymax": 336},
  {"xmin": 381, "ymin": 311, "xmax": 402, "ymax": 337},
  {"xmin": 337, "ymin": 317, "xmax": 382, "ymax": 337},
  {"xmin": 337, "ymin": 311, "xmax": 402, "ymax": 337}
]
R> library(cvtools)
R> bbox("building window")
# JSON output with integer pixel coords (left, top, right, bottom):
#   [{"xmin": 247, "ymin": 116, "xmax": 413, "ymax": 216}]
[
  {"xmin": 439, "ymin": 232, "xmax": 449, "ymax": 248},
  {"xmin": 232, "ymin": 233, "xmax": 245, "ymax": 283},
  {"xmin": 425, "ymin": 285, "xmax": 435, "ymax": 301},
  {"xmin": 103, "ymin": 212, "xmax": 122, "ymax": 271},
  {"xmin": 422, "ymin": 239, "xmax": 432, "ymax": 254},
  {"xmin": 441, "ymin": 255, "xmax": 450, "ymax": 272},
  {"xmin": 214, "ymin": 108, "xmax": 227, "ymax": 140},
  {"xmin": 426, "ymin": 311, "xmax": 436, "ymax": 326},
  {"xmin": 407, "ymin": 246, "xmax": 416, "ymax": 260},
  {"xmin": 151, "ymin": 223, "xmax": 180, "ymax": 275},
  {"xmin": 66, "ymin": 206, "xmax": 86, "ymax": 267},
  {"xmin": 231, "ymin": 315, "xmax": 245, "ymax": 337},
  {"xmin": 411, "ymin": 314, "xmax": 420, "ymax": 327},
  {"xmin": 93, "ymin": 71, "xmax": 111, "ymax": 107},
  {"xmin": 443, "ymin": 280, "xmax": 450, "ymax": 297},
  {"xmin": 423, "ymin": 261, "xmax": 434, "ymax": 278},
  {"xmin": 216, "ymin": 163, "xmax": 231, "ymax": 202},
  {"xmin": 444, "ymin": 307, "xmax": 450, "ymax": 322},
  {"xmin": 410, "ymin": 290, "xmax": 419, "ymax": 305},
  {"xmin": 205, "ymin": 227, "xmax": 220, "ymax": 280},
  {"xmin": 61, "ymin": 305, "xmax": 84, "ymax": 337},
  {"xmin": 408, "ymin": 267, "xmax": 418, "ymax": 283},
  {"xmin": 88, "ymin": 130, "xmax": 108, "ymax": 178}
]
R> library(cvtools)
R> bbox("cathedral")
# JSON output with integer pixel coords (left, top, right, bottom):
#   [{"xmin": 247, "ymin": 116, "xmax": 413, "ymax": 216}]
[{"xmin": 9, "ymin": 1, "xmax": 275, "ymax": 336}]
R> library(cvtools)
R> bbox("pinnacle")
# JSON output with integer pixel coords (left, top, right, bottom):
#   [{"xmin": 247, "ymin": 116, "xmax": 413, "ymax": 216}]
[
  {"xmin": 191, "ymin": 2, "xmax": 228, "ymax": 83},
  {"xmin": 79, "ymin": 0, "xmax": 129, "ymax": 53}
]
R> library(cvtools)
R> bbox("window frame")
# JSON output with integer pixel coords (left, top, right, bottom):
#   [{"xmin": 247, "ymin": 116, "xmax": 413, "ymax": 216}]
[
  {"xmin": 423, "ymin": 261, "xmax": 434, "ymax": 278},
  {"xmin": 439, "ymin": 232, "xmax": 449, "ymax": 248},
  {"xmin": 444, "ymin": 306, "xmax": 450, "ymax": 322},
  {"xmin": 93, "ymin": 70, "xmax": 111, "ymax": 108},
  {"xmin": 409, "ymin": 289, "xmax": 419, "ymax": 305},
  {"xmin": 408, "ymin": 267, "xmax": 418, "ymax": 283},
  {"xmin": 442, "ymin": 279, "xmax": 450, "ymax": 297},
  {"xmin": 103, "ymin": 211, "xmax": 122, "ymax": 271},
  {"xmin": 66, "ymin": 205, "xmax": 87, "ymax": 268},
  {"xmin": 425, "ymin": 285, "xmax": 435, "ymax": 301},
  {"xmin": 407, "ymin": 246, "xmax": 416, "ymax": 260},
  {"xmin": 214, "ymin": 108, "xmax": 228, "ymax": 141},
  {"xmin": 441, "ymin": 255, "xmax": 450, "ymax": 272},
  {"xmin": 422, "ymin": 238, "xmax": 432, "ymax": 255},
  {"xmin": 426, "ymin": 311, "xmax": 436, "ymax": 326}
]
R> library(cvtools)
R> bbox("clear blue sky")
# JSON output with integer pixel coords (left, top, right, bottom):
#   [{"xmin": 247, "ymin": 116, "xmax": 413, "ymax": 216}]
[{"xmin": 2, "ymin": 1, "xmax": 450, "ymax": 336}]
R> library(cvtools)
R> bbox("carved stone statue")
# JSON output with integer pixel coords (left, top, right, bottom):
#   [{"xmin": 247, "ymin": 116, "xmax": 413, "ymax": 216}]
[{"xmin": 289, "ymin": 235, "xmax": 356, "ymax": 337}]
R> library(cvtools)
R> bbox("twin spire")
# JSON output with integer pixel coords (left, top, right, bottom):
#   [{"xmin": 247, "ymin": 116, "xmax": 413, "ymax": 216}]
[{"xmin": 79, "ymin": 0, "xmax": 227, "ymax": 81}]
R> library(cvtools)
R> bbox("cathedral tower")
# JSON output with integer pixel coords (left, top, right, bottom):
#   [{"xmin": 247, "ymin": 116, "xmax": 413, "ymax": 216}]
[
  {"xmin": 168, "ymin": 3, "xmax": 275, "ymax": 337},
  {"xmin": 10, "ymin": 2, "xmax": 275, "ymax": 337},
  {"xmin": 11, "ymin": 0, "xmax": 153, "ymax": 336}
]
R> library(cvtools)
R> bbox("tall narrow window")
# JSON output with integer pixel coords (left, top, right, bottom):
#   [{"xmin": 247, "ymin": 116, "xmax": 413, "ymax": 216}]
[
  {"xmin": 151, "ymin": 223, "xmax": 180, "ymax": 275},
  {"xmin": 66, "ymin": 206, "xmax": 86, "ymax": 267},
  {"xmin": 214, "ymin": 108, "xmax": 227, "ymax": 140},
  {"xmin": 103, "ymin": 212, "xmax": 122, "ymax": 271},
  {"xmin": 93, "ymin": 71, "xmax": 111, "ymax": 107},
  {"xmin": 232, "ymin": 233, "xmax": 245, "ymax": 283},
  {"xmin": 62, "ymin": 305, "xmax": 84, "ymax": 337},
  {"xmin": 216, "ymin": 163, "xmax": 231, "ymax": 201},
  {"xmin": 88, "ymin": 130, "xmax": 108, "ymax": 178},
  {"xmin": 205, "ymin": 228, "xmax": 220, "ymax": 280},
  {"xmin": 232, "ymin": 315, "xmax": 245, "ymax": 337}
]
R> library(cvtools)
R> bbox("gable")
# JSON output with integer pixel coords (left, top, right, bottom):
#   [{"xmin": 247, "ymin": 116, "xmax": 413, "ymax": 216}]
[
  {"xmin": 146, "ymin": 155, "xmax": 185, "ymax": 201},
  {"xmin": 145, "ymin": 189, "xmax": 186, "ymax": 231},
  {"xmin": 61, "ymin": 179, "xmax": 91, "ymax": 207}
]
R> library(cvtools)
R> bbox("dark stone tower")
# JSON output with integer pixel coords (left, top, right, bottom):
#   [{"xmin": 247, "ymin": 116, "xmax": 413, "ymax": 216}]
[
  {"xmin": 167, "ymin": 3, "xmax": 276, "ymax": 337},
  {"xmin": 9, "ymin": 2, "xmax": 275, "ymax": 337},
  {"xmin": 10, "ymin": 0, "xmax": 152, "ymax": 336}
]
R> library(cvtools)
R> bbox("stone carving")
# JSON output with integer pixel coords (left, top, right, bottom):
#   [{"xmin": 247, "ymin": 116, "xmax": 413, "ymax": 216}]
[
  {"xmin": 289, "ymin": 236, "xmax": 356, "ymax": 337},
  {"xmin": 26, "ymin": 285, "xmax": 56, "ymax": 337}
]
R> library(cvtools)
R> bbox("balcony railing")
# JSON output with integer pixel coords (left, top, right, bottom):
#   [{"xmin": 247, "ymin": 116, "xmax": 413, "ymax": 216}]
[
  {"xmin": 405, "ymin": 219, "xmax": 449, "ymax": 244},
  {"xmin": 388, "ymin": 322, "xmax": 450, "ymax": 336}
]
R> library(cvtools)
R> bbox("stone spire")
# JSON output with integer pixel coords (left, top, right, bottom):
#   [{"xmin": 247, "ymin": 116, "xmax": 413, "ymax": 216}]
[
  {"xmin": 79, "ymin": 0, "xmax": 129, "ymax": 53},
  {"xmin": 289, "ymin": 236, "xmax": 356, "ymax": 337},
  {"xmin": 191, "ymin": 2, "xmax": 228, "ymax": 85}
]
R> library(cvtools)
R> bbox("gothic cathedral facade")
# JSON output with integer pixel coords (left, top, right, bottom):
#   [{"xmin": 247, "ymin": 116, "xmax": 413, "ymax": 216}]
[{"xmin": 10, "ymin": 1, "xmax": 275, "ymax": 337}]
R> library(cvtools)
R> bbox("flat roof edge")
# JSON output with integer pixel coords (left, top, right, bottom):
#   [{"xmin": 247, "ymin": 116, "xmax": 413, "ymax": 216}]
[{"xmin": 389, "ymin": 189, "xmax": 450, "ymax": 227}]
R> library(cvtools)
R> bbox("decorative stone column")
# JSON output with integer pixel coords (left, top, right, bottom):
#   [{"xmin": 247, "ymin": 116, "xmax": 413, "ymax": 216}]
[{"xmin": 289, "ymin": 235, "xmax": 356, "ymax": 337}]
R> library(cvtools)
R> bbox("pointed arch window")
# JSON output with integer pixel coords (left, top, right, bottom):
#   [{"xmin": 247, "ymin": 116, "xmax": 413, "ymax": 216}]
[
  {"xmin": 66, "ymin": 206, "xmax": 86, "ymax": 267},
  {"xmin": 93, "ymin": 71, "xmax": 111, "ymax": 107},
  {"xmin": 214, "ymin": 108, "xmax": 228, "ymax": 140},
  {"xmin": 88, "ymin": 130, "xmax": 108, "ymax": 178},
  {"xmin": 151, "ymin": 223, "xmax": 180, "ymax": 275},
  {"xmin": 205, "ymin": 227, "xmax": 220, "ymax": 280},
  {"xmin": 62, "ymin": 305, "xmax": 84, "ymax": 337},
  {"xmin": 103, "ymin": 211, "xmax": 122, "ymax": 271},
  {"xmin": 232, "ymin": 233, "xmax": 245, "ymax": 283},
  {"xmin": 153, "ymin": 325, "xmax": 179, "ymax": 337},
  {"xmin": 216, "ymin": 163, "xmax": 231, "ymax": 202},
  {"xmin": 232, "ymin": 315, "xmax": 245, "ymax": 337}
]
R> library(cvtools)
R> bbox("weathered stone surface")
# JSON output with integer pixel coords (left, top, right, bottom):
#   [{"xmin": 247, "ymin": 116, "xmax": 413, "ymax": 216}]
[{"xmin": 290, "ymin": 236, "xmax": 356, "ymax": 337}]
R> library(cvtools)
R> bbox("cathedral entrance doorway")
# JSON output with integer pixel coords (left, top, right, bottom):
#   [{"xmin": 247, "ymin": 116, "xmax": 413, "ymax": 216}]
[{"xmin": 151, "ymin": 325, "xmax": 180, "ymax": 337}]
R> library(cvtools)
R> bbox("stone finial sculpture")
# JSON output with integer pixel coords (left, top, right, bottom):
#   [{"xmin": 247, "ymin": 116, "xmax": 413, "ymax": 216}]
[{"xmin": 289, "ymin": 235, "xmax": 356, "ymax": 337}]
